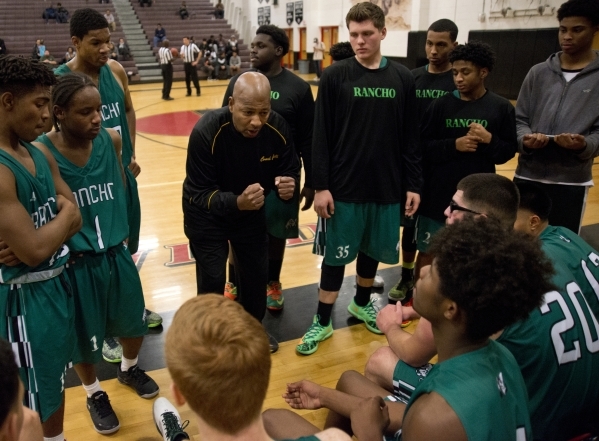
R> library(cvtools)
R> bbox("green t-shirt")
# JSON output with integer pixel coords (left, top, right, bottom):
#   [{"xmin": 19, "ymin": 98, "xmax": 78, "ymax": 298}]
[
  {"xmin": 0, "ymin": 143, "xmax": 70, "ymax": 282},
  {"xmin": 54, "ymin": 63, "xmax": 133, "ymax": 166},
  {"xmin": 38, "ymin": 129, "xmax": 128, "ymax": 253},
  {"xmin": 405, "ymin": 340, "xmax": 532, "ymax": 440},
  {"xmin": 499, "ymin": 225, "xmax": 599, "ymax": 440}
]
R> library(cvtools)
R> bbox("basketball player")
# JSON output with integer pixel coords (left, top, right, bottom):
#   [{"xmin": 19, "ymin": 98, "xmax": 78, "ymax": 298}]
[
  {"xmin": 55, "ymin": 8, "xmax": 163, "ymax": 361},
  {"xmin": 416, "ymin": 41, "xmax": 516, "ymax": 264},
  {"xmin": 0, "ymin": 55, "xmax": 82, "ymax": 441},
  {"xmin": 501, "ymin": 181, "xmax": 599, "ymax": 440},
  {"xmin": 221, "ymin": 25, "xmax": 315, "ymax": 309},
  {"xmin": 0, "ymin": 338, "xmax": 44, "ymax": 441},
  {"xmin": 514, "ymin": 0, "xmax": 599, "ymax": 234},
  {"xmin": 264, "ymin": 219, "xmax": 552, "ymax": 440},
  {"xmin": 35, "ymin": 73, "xmax": 158, "ymax": 435},
  {"xmin": 388, "ymin": 19, "xmax": 458, "ymax": 304},
  {"xmin": 153, "ymin": 294, "xmax": 384, "ymax": 441},
  {"xmin": 183, "ymin": 72, "xmax": 299, "ymax": 352},
  {"xmin": 297, "ymin": 2, "xmax": 422, "ymax": 355}
]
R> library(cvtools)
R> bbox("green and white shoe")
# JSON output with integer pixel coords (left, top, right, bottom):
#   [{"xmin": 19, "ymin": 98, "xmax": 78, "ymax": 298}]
[
  {"xmin": 348, "ymin": 299, "xmax": 383, "ymax": 334},
  {"xmin": 145, "ymin": 309, "xmax": 163, "ymax": 328},
  {"xmin": 296, "ymin": 315, "xmax": 333, "ymax": 355},
  {"xmin": 388, "ymin": 278, "xmax": 414, "ymax": 302},
  {"xmin": 102, "ymin": 337, "xmax": 122, "ymax": 363}
]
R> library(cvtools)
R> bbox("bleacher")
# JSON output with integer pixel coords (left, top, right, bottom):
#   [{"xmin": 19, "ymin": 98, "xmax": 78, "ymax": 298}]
[
  {"xmin": 131, "ymin": 0, "xmax": 250, "ymax": 80},
  {"xmin": 0, "ymin": 0, "xmax": 250, "ymax": 83}
]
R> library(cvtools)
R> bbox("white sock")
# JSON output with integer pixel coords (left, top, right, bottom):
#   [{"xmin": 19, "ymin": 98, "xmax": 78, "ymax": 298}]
[
  {"xmin": 121, "ymin": 356, "xmax": 138, "ymax": 372},
  {"xmin": 82, "ymin": 378, "xmax": 103, "ymax": 398},
  {"xmin": 44, "ymin": 433, "xmax": 65, "ymax": 441}
]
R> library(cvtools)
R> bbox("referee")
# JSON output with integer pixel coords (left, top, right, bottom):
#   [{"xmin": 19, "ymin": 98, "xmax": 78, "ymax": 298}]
[
  {"xmin": 158, "ymin": 40, "xmax": 174, "ymax": 100},
  {"xmin": 180, "ymin": 36, "xmax": 201, "ymax": 97}
]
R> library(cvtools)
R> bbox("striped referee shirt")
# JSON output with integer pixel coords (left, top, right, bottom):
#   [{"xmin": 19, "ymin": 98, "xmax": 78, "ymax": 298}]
[
  {"xmin": 181, "ymin": 42, "xmax": 200, "ymax": 63},
  {"xmin": 158, "ymin": 46, "xmax": 173, "ymax": 65}
]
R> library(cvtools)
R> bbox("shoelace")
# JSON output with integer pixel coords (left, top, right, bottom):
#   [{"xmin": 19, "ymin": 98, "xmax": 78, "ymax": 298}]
[
  {"xmin": 161, "ymin": 411, "xmax": 190, "ymax": 440},
  {"xmin": 362, "ymin": 301, "xmax": 379, "ymax": 322},
  {"xmin": 127, "ymin": 365, "xmax": 150, "ymax": 385},
  {"xmin": 91, "ymin": 393, "xmax": 114, "ymax": 418},
  {"xmin": 104, "ymin": 337, "xmax": 119, "ymax": 350},
  {"xmin": 304, "ymin": 320, "xmax": 327, "ymax": 341}
]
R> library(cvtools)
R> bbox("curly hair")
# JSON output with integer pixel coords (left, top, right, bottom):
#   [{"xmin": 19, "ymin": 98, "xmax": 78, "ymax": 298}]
[
  {"xmin": 0, "ymin": 338, "xmax": 19, "ymax": 428},
  {"xmin": 428, "ymin": 19, "xmax": 459, "ymax": 42},
  {"xmin": 457, "ymin": 173, "xmax": 519, "ymax": 230},
  {"xmin": 558, "ymin": 0, "xmax": 599, "ymax": 26},
  {"xmin": 346, "ymin": 2, "xmax": 386, "ymax": 31},
  {"xmin": 52, "ymin": 72, "xmax": 97, "ymax": 131},
  {"xmin": 428, "ymin": 218, "xmax": 555, "ymax": 342},
  {"xmin": 449, "ymin": 40, "xmax": 496, "ymax": 71},
  {"xmin": 330, "ymin": 41, "xmax": 355, "ymax": 61},
  {"xmin": 0, "ymin": 55, "xmax": 56, "ymax": 97},
  {"xmin": 256, "ymin": 25, "xmax": 289, "ymax": 56},
  {"xmin": 70, "ymin": 8, "xmax": 109, "ymax": 40},
  {"xmin": 515, "ymin": 182, "xmax": 552, "ymax": 221}
]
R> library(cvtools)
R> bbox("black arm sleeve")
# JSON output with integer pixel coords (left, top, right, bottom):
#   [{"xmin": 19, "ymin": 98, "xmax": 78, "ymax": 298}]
[
  {"xmin": 311, "ymin": 72, "xmax": 336, "ymax": 191},
  {"xmin": 477, "ymin": 104, "xmax": 517, "ymax": 165},
  {"xmin": 401, "ymin": 74, "xmax": 423, "ymax": 194},
  {"xmin": 185, "ymin": 119, "xmax": 239, "ymax": 217},
  {"xmin": 295, "ymin": 86, "xmax": 315, "ymax": 188},
  {"xmin": 421, "ymin": 101, "xmax": 461, "ymax": 164}
]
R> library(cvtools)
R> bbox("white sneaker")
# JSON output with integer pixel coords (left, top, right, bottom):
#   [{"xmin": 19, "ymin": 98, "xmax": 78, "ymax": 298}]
[{"xmin": 153, "ymin": 397, "xmax": 190, "ymax": 441}]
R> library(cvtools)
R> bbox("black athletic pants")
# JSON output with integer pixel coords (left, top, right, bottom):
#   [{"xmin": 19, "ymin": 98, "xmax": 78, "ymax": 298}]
[
  {"xmin": 189, "ymin": 233, "xmax": 268, "ymax": 321},
  {"xmin": 514, "ymin": 177, "xmax": 587, "ymax": 234},
  {"xmin": 161, "ymin": 63, "xmax": 173, "ymax": 98},
  {"xmin": 183, "ymin": 62, "xmax": 200, "ymax": 95}
]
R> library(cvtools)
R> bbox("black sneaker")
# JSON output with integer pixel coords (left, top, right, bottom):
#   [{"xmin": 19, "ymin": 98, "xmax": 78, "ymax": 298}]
[
  {"xmin": 117, "ymin": 365, "xmax": 159, "ymax": 398},
  {"xmin": 87, "ymin": 391, "xmax": 120, "ymax": 434}
]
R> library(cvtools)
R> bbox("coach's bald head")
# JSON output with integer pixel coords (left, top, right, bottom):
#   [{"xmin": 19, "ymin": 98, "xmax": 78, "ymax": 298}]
[{"xmin": 229, "ymin": 72, "xmax": 271, "ymax": 138}]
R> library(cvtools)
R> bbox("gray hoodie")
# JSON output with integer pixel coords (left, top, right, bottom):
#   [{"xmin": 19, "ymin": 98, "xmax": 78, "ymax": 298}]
[{"xmin": 515, "ymin": 51, "xmax": 599, "ymax": 184}]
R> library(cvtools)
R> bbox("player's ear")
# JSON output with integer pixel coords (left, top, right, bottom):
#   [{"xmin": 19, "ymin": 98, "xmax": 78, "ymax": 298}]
[
  {"xmin": 228, "ymin": 96, "xmax": 234, "ymax": 112},
  {"xmin": 171, "ymin": 383, "xmax": 187, "ymax": 406},
  {"xmin": 529, "ymin": 214, "xmax": 542, "ymax": 232},
  {"xmin": 443, "ymin": 299, "xmax": 459, "ymax": 321},
  {"xmin": 0, "ymin": 91, "xmax": 15, "ymax": 111}
]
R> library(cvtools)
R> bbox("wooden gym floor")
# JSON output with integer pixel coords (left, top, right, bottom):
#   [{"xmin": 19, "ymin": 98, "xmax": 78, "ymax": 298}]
[{"xmin": 62, "ymin": 73, "xmax": 599, "ymax": 440}]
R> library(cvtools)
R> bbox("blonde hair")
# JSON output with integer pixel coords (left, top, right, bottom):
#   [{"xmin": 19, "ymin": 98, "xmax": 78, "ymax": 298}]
[{"xmin": 165, "ymin": 295, "xmax": 271, "ymax": 434}]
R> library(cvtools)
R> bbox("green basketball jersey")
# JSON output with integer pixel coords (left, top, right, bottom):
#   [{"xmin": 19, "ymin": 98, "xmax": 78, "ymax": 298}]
[
  {"xmin": 405, "ymin": 340, "xmax": 532, "ymax": 440},
  {"xmin": 0, "ymin": 144, "xmax": 70, "ymax": 282},
  {"xmin": 498, "ymin": 226, "xmax": 599, "ymax": 441},
  {"xmin": 54, "ymin": 63, "xmax": 133, "ymax": 166},
  {"xmin": 38, "ymin": 130, "xmax": 128, "ymax": 253}
]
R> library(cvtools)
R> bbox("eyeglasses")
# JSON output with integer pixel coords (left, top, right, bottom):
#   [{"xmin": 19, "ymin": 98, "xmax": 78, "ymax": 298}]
[{"xmin": 449, "ymin": 200, "xmax": 481, "ymax": 215}]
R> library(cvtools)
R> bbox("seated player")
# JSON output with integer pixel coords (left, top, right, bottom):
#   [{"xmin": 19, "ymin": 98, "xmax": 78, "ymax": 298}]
[
  {"xmin": 152, "ymin": 294, "xmax": 363, "ymax": 441},
  {"xmin": 0, "ymin": 338, "xmax": 44, "ymax": 441},
  {"xmin": 366, "ymin": 173, "xmax": 519, "ymax": 387},
  {"xmin": 503, "ymin": 181, "xmax": 599, "ymax": 440},
  {"xmin": 264, "ymin": 219, "xmax": 554, "ymax": 440},
  {"xmin": 34, "ymin": 72, "xmax": 158, "ymax": 435},
  {"xmin": 416, "ymin": 41, "xmax": 516, "ymax": 271},
  {"xmin": 0, "ymin": 55, "xmax": 81, "ymax": 441}
]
